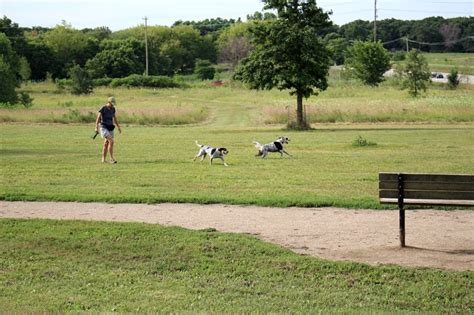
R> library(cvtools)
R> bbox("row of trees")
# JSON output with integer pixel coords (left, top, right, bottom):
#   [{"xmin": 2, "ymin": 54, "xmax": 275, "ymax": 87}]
[
  {"xmin": 1, "ymin": 15, "xmax": 472, "ymax": 82},
  {"xmin": 336, "ymin": 17, "xmax": 473, "ymax": 52}
]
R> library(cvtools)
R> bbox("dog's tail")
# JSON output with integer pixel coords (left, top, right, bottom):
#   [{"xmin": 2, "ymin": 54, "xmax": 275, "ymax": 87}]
[
  {"xmin": 253, "ymin": 141, "xmax": 262, "ymax": 150},
  {"xmin": 195, "ymin": 140, "xmax": 204, "ymax": 148}
]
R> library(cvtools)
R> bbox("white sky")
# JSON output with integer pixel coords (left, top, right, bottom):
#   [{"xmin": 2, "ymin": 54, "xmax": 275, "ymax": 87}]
[{"xmin": 1, "ymin": 0, "xmax": 473, "ymax": 30}]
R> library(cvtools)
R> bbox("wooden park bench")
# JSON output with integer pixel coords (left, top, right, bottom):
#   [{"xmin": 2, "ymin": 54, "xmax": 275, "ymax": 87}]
[{"xmin": 379, "ymin": 172, "xmax": 474, "ymax": 247}]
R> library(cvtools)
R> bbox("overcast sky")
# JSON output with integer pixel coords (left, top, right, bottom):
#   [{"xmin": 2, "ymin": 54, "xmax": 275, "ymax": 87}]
[{"xmin": 1, "ymin": 0, "xmax": 473, "ymax": 30}]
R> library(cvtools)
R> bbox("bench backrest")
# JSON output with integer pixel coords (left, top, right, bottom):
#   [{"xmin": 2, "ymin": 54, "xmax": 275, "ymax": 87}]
[{"xmin": 379, "ymin": 173, "xmax": 474, "ymax": 206}]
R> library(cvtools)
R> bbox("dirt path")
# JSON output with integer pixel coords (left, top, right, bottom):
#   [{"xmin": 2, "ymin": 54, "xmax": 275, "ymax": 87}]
[{"xmin": 1, "ymin": 201, "xmax": 473, "ymax": 271}]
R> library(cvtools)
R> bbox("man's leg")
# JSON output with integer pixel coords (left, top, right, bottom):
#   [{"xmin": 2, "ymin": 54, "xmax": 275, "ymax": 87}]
[
  {"xmin": 108, "ymin": 137, "xmax": 115, "ymax": 162},
  {"xmin": 102, "ymin": 139, "xmax": 109, "ymax": 162}
]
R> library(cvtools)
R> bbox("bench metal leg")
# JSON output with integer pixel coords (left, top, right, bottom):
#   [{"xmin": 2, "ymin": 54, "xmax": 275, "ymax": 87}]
[
  {"xmin": 398, "ymin": 173, "xmax": 406, "ymax": 247},
  {"xmin": 399, "ymin": 206, "xmax": 405, "ymax": 247}
]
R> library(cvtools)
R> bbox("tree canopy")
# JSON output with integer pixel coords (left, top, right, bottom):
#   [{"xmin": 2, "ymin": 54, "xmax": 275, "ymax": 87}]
[
  {"xmin": 235, "ymin": 0, "xmax": 332, "ymax": 129},
  {"xmin": 0, "ymin": 33, "xmax": 19, "ymax": 104},
  {"xmin": 345, "ymin": 40, "xmax": 391, "ymax": 86},
  {"xmin": 400, "ymin": 49, "xmax": 431, "ymax": 97}
]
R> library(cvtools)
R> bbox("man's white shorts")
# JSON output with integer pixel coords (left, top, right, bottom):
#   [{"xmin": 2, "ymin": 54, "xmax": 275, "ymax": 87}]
[{"xmin": 100, "ymin": 126, "xmax": 114, "ymax": 139}]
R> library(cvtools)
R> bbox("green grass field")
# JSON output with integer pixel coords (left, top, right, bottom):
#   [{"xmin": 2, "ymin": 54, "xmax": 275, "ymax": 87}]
[
  {"xmin": 1, "ymin": 74, "xmax": 473, "ymax": 313},
  {"xmin": 1, "ymin": 80, "xmax": 473, "ymax": 207},
  {"xmin": 1, "ymin": 123, "xmax": 473, "ymax": 208},
  {"xmin": 1, "ymin": 219, "xmax": 472, "ymax": 313},
  {"xmin": 423, "ymin": 53, "xmax": 474, "ymax": 75}
]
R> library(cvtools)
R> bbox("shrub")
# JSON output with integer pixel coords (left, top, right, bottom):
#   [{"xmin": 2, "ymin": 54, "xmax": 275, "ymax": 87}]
[
  {"xmin": 62, "ymin": 109, "xmax": 96, "ymax": 123},
  {"xmin": 400, "ymin": 49, "xmax": 431, "ymax": 97},
  {"xmin": 0, "ymin": 102, "xmax": 15, "ymax": 108},
  {"xmin": 110, "ymin": 75, "xmax": 180, "ymax": 88},
  {"xmin": 55, "ymin": 79, "xmax": 72, "ymax": 91},
  {"xmin": 345, "ymin": 41, "xmax": 391, "ymax": 86},
  {"xmin": 0, "ymin": 56, "xmax": 18, "ymax": 104},
  {"xmin": 69, "ymin": 64, "xmax": 93, "ymax": 95},
  {"xmin": 93, "ymin": 78, "xmax": 113, "ymax": 87},
  {"xmin": 352, "ymin": 135, "xmax": 377, "ymax": 147},
  {"xmin": 391, "ymin": 51, "xmax": 406, "ymax": 61},
  {"xmin": 17, "ymin": 91, "xmax": 33, "ymax": 108},
  {"xmin": 194, "ymin": 59, "xmax": 216, "ymax": 80},
  {"xmin": 447, "ymin": 68, "xmax": 460, "ymax": 89}
]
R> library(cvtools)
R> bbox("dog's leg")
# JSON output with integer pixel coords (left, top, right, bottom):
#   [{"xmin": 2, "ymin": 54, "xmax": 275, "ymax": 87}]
[
  {"xmin": 193, "ymin": 152, "xmax": 202, "ymax": 162},
  {"xmin": 282, "ymin": 150, "xmax": 292, "ymax": 157},
  {"xmin": 219, "ymin": 157, "xmax": 229, "ymax": 166}
]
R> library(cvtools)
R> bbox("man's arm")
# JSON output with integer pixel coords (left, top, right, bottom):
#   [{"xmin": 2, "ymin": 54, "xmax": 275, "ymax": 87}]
[{"xmin": 95, "ymin": 112, "xmax": 102, "ymax": 131}]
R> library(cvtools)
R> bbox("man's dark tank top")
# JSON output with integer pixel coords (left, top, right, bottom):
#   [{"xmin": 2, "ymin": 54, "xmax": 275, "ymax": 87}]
[{"xmin": 99, "ymin": 105, "xmax": 115, "ymax": 126}]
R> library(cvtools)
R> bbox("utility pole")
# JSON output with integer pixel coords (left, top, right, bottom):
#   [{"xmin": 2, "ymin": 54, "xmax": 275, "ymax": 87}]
[
  {"xmin": 374, "ymin": 0, "xmax": 377, "ymax": 41},
  {"xmin": 405, "ymin": 37, "xmax": 409, "ymax": 52},
  {"xmin": 143, "ymin": 16, "xmax": 149, "ymax": 76}
]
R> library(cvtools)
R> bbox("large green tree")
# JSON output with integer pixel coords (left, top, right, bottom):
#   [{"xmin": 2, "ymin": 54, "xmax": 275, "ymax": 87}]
[
  {"xmin": 0, "ymin": 33, "xmax": 19, "ymax": 104},
  {"xmin": 0, "ymin": 16, "xmax": 29, "ymax": 57},
  {"xmin": 112, "ymin": 25, "xmax": 216, "ymax": 75},
  {"xmin": 345, "ymin": 40, "xmax": 391, "ymax": 86},
  {"xmin": 235, "ymin": 0, "xmax": 332, "ymax": 129},
  {"xmin": 85, "ymin": 39, "xmax": 144, "ymax": 78},
  {"xmin": 22, "ymin": 39, "xmax": 56, "ymax": 81},
  {"xmin": 217, "ymin": 22, "xmax": 253, "ymax": 68},
  {"xmin": 42, "ymin": 22, "xmax": 98, "ymax": 78}
]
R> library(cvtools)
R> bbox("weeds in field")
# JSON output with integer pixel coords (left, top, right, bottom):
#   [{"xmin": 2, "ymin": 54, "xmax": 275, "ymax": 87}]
[{"xmin": 352, "ymin": 135, "xmax": 377, "ymax": 147}]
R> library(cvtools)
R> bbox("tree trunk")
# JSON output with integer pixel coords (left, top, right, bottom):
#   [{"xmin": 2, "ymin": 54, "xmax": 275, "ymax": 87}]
[{"xmin": 296, "ymin": 93, "xmax": 305, "ymax": 128}]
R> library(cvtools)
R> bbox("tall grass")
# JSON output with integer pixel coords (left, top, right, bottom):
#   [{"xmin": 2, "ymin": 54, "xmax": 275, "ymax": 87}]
[
  {"xmin": 7, "ymin": 78, "xmax": 474, "ymax": 126},
  {"xmin": 391, "ymin": 52, "xmax": 474, "ymax": 75},
  {"xmin": 262, "ymin": 80, "xmax": 474, "ymax": 124},
  {"xmin": 0, "ymin": 107, "xmax": 209, "ymax": 125}
]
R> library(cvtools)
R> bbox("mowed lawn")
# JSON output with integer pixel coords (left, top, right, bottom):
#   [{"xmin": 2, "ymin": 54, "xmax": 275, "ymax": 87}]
[
  {"xmin": 1, "ymin": 219, "xmax": 472, "ymax": 313},
  {"xmin": 1, "ymin": 81, "xmax": 474, "ymax": 208},
  {"xmin": 1, "ymin": 123, "xmax": 473, "ymax": 208}
]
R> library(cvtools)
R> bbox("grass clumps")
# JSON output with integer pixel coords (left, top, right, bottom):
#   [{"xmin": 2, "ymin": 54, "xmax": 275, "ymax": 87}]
[{"xmin": 352, "ymin": 135, "xmax": 377, "ymax": 147}]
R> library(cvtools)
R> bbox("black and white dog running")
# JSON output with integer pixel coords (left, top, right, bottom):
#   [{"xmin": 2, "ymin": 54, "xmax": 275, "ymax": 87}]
[{"xmin": 253, "ymin": 136, "xmax": 292, "ymax": 158}]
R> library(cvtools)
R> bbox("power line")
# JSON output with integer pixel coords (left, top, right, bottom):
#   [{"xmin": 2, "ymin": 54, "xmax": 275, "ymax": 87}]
[
  {"xmin": 327, "ymin": 36, "xmax": 473, "ymax": 48},
  {"xmin": 407, "ymin": 36, "xmax": 474, "ymax": 46},
  {"xmin": 335, "ymin": 9, "xmax": 373, "ymax": 15}
]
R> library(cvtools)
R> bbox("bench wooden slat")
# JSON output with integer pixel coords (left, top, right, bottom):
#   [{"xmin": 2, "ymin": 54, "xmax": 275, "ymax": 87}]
[
  {"xmin": 379, "ymin": 173, "xmax": 474, "ymax": 183},
  {"xmin": 379, "ymin": 189, "xmax": 474, "ymax": 200},
  {"xmin": 379, "ymin": 181, "xmax": 473, "ymax": 191},
  {"xmin": 380, "ymin": 198, "xmax": 474, "ymax": 206}
]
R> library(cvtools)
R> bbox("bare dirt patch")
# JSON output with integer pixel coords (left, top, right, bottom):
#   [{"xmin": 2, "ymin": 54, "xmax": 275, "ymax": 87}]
[{"xmin": 1, "ymin": 201, "xmax": 473, "ymax": 271}]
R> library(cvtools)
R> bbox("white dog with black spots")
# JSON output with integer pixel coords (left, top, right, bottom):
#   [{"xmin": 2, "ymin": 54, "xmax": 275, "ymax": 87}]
[{"xmin": 253, "ymin": 136, "xmax": 292, "ymax": 158}]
